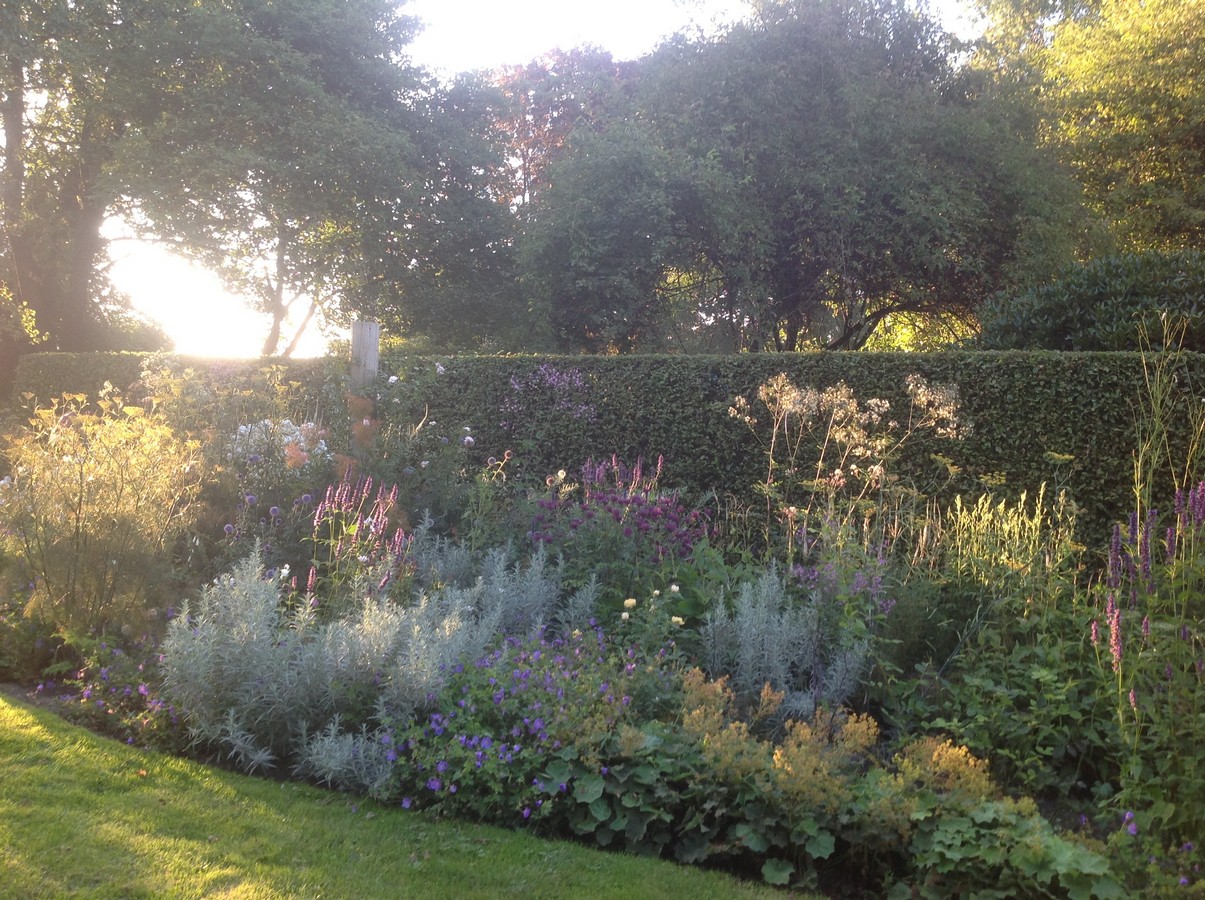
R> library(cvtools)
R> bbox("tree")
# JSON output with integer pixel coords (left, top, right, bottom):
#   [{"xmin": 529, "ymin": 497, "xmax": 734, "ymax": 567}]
[
  {"xmin": 1042, "ymin": 0, "xmax": 1205, "ymax": 251},
  {"xmin": 515, "ymin": 0, "xmax": 1084, "ymax": 352},
  {"xmin": 976, "ymin": 250, "xmax": 1205, "ymax": 351},
  {"xmin": 519, "ymin": 125, "xmax": 684, "ymax": 351},
  {"xmin": 373, "ymin": 74, "xmax": 528, "ymax": 351},
  {"xmin": 1, "ymin": 0, "xmax": 172, "ymax": 351},
  {"xmin": 492, "ymin": 49, "xmax": 637, "ymax": 220},
  {"xmin": 106, "ymin": 0, "xmax": 426, "ymax": 356},
  {"xmin": 1, "ymin": 0, "xmax": 510, "ymax": 357}
]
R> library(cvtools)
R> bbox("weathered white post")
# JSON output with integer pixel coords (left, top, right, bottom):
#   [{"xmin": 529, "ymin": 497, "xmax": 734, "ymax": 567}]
[{"xmin": 350, "ymin": 320, "xmax": 380, "ymax": 394}]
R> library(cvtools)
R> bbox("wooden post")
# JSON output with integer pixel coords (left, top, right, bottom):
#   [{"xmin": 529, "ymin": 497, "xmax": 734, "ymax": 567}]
[{"xmin": 350, "ymin": 320, "xmax": 380, "ymax": 395}]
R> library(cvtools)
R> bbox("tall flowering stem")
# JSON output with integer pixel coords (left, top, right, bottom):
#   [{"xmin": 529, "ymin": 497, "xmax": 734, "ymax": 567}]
[
  {"xmin": 306, "ymin": 470, "xmax": 412, "ymax": 610},
  {"xmin": 1095, "ymin": 492, "xmax": 1205, "ymax": 840},
  {"xmin": 728, "ymin": 372, "xmax": 965, "ymax": 565},
  {"xmin": 1099, "ymin": 321, "xmax": 1205, "ymax": 841}
]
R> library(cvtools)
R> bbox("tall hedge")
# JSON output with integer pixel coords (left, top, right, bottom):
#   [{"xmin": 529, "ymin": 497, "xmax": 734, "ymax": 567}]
[
  {"xmin": 384, "ymin": 351, "xmax": 1202, "ymax": 549},
  {"xmin": 12, "ymin": 349, "xmax": 1204, "ymax": 550}
]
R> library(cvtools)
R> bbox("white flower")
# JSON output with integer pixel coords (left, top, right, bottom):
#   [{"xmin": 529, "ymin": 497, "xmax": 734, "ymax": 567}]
[
  {"xmin": 420, "ymin": 460, "xmax": 430, "ymax": 468},
  {"xmin": 388, "ymin": 375, "xmax": 399, "ymax": 384},
  {"xmin": 620, "ymin": 612, "xmax": 630, "ymax": 621},
  {"xmin": 435, "ymin": 363, "xmax": 446, "ymax": 375},
  {"xmin": 669, "ymin": 584, "xmax": 680, "ymax": 594}
]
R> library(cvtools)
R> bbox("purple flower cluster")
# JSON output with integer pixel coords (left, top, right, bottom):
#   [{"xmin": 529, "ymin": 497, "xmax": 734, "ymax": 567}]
[
  {"xmin": 500, "ymin": 364, "xmax": 596, "ymax": 431},
  {"xmin": 792, "ymin": 546, "xmax": 896, "ymax": 616},
  {"xmin": 305, "ymin": 472, "xmax": 412, "ymax": 601},
  {"xmin": 389, "ymin": 625, "xmax": 660, "ymax": 823},
  {"xmin": 528, "ymin": 456, "xmax": 713, "ymax": 566},
  {"xmin": 55, "ymin": 640, "xmax": 182, "ymax": 748}
]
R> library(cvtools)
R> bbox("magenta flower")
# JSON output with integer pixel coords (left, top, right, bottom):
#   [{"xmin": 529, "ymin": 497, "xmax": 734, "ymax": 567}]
[{"xmin": 1106, "ymin": 593, "xmax": 1123, "ymax": 672}]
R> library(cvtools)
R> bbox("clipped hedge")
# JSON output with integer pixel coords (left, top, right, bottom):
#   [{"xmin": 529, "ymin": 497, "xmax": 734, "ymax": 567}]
[
  {"xmin": 12, "ymin": 348, "xmax": 1204, "ymax": 548},
  {"xmin": 8, "ymin": 352, "xmax": 338, "ymax": 408},
  {"xmin": 382, "ymin": 351, "xmax": 1205, "ymax": 549},
  {"xmin": 8, "ymin": 352, "xmax": 151, "ymax": 405}
]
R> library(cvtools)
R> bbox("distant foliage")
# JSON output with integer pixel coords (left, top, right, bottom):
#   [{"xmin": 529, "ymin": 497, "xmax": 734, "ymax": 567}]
[{"xmin": 977, "ymin": 251, "xmax": 1205, "ymax": 351}]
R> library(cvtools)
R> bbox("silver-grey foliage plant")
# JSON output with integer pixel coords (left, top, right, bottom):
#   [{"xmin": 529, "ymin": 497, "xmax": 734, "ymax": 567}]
[
  {"xmin": 162, "ymin": 545, "xmax": 597, "ymax": 776},
  {"xmin": 699, "ymin": 568, "xmax": 870, "ymax": 722}
]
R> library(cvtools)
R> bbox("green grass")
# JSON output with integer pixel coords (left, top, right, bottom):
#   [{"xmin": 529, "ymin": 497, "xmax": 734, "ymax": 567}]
[{"xmin": 0, "ymin": 695, "xmax": 791, "ymax": 899}]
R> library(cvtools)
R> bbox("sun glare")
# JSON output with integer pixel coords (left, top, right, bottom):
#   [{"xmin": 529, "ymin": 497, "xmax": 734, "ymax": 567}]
[
  {"xmin": 106, "ymin": 225, "xmax": 331, "ymax": 359},
  {"xmin": 108, "ymin": 0, "xmax": 981, "ymax": 359}
]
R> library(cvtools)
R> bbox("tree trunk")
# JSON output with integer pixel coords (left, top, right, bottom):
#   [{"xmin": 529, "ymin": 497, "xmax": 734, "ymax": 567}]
[
  {"xmin": 279, "ymin": 296, "xmax": 319, "ymax": 358},
  {"xmin": 1, "ymin": 54, "xmax": 45, "ymax": 354},
  {"xmin": 50, "ymin": 110, "xmax": 109, "ymax": 350},
  {"xmin": 258, "ymin": 224, "xmax": 295, "ymax": 356},
  {"xmin": 2, "ymin": 56, "xmax": 24, "ymax": 231}
]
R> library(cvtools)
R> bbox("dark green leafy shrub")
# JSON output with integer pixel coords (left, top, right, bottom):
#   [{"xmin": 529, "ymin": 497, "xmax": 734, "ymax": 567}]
[
  {"xmin": 977, "ymin": 251, "xmax": 1205, "ymax": 351},
  {"xmin": 0, "ymin": 593, "xmax": 56, "ymax": 682},
  {"xmin": 878, "ymin": 490, "xmax": 1117, "ymax": 801},
  {"xmin": 892, "ymin": 618, "xmax": 1118, "ymax": 801}
]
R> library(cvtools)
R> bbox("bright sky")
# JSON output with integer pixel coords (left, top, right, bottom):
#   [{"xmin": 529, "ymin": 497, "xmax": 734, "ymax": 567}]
[
  {"xmin": 406, "ymin": 0, "xmax": 750, "ymax": 73},
  {"xmin": 112, "ymin": 0, "xmax": 982, "ymax": 358}
]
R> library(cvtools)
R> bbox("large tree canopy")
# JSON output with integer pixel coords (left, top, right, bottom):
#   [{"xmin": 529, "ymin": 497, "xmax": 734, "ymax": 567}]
[
  {"xmin": 513, "ymin": 0, "xmax": 1085, "ymax": 352},
  {"xmin": 112, "ymin": 0, "xmax": 425, "ymax": 356},
  {"xmin": 1, "ymin": 0, "xmax": 172, "ymax": 351},
  {"xmin": 1041, "ymin": 0, "xmax": 1205, "ymax": 251},
  {"xmin": 0, "ymin": 0, "xmax": 516, "ymax": 356},
  {"xmin": 5, "ymin": 0, "xmax": 1180, "ymax": 358}
]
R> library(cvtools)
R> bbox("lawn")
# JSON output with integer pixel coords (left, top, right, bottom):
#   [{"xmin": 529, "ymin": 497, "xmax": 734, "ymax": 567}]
[{"xmin": 0, "ymin": 694, "xmax": 789, "ymax": 899}]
